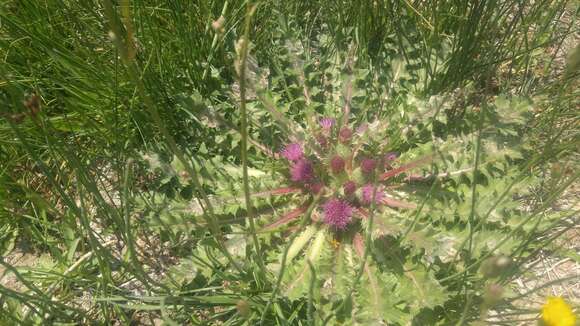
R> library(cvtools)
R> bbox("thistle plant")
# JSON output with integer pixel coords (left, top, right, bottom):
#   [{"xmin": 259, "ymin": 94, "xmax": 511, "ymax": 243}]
[
  {"xmin": 253, "ymin": 107, "xmax": 449, "ymax": 324},
  {"xmin": 126, "ymin": 42, "xmax": 574, "ymax": 323},
  {"xmin": 137, "ymin": 40, "xmax": 569, "ymax": 323},
  {"xmin": 269, "ymin": 117, "xmax": 421, "ymax": 237},
  {"xmin": 217, "ymin": 36, "xmax": 570, "ymax": 323}
]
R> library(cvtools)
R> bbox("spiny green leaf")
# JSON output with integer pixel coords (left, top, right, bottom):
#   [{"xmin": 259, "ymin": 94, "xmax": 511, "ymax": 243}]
[
  {"xmin": 279, "ymin": 228, "xmax": 330, "ymax": 300},
  {"xmin": 399, "ymin": 266, "xmax": 448, "ymax": 312}
]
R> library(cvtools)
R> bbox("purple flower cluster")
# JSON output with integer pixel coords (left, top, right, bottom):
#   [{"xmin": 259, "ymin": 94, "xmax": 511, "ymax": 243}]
[
  {"xmin": 278, "ymin": 117, "xmax": 406, "ymax": 233},
  {"xmin": 323, "ymin": 198, "xmax": 353, "ymax": 230}
]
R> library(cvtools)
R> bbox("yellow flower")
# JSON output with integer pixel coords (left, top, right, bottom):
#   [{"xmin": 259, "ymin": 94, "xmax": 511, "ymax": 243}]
[
  {"xmin": 542, "ymin": 297, "xmax": 576, "ymax": 326},
  {"xmin": 330, "ymin": 238, "xmax": 340, "ymax": 249}
]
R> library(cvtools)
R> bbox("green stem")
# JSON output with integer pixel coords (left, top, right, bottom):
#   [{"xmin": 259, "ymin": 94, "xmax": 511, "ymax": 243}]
[
  {"xmin": 202, "ymin": 1, "xmax": 229, "ymax": 81},
  {"xmin": 457, "ymin": 103, "xmax": 485, "ymax": 314},
  {"xmin": 307, "ymin": 259, "xmax": 316, "ymax": 326},
  {"xmin": 238, "ymin": 2, "xmax": 266, "ymax": 276}
]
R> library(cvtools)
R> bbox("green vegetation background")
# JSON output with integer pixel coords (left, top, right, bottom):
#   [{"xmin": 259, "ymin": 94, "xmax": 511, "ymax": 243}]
[{"xmin": 0, "ymin": 0, "xmax": 578, "ymax": 324}]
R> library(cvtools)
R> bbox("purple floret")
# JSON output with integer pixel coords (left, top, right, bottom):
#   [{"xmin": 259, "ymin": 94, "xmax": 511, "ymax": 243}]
[
  {"xmin": 319, "ymin": 117, "xmax": 335, "ymax": 130},
  {"xmin": 323, "ymin": 198, "xmax": 353, "ymax": 230},
  {"xmin": 281, "ymin": 143, "xmax": 304, "ymax": 161},
  {"xmin": 361, "ymin": 184, "xmax": 384, "ymax": 205},
  {"xmin": 290, "ymin": 159, "xmax": 314, "ymax": 183},
  {"xmin": 385, "ymin": 152, "xmax": 398, "ymax": 161}
]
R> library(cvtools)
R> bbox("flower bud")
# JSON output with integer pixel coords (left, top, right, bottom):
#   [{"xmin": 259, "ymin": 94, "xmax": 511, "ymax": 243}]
[
  {"xmin": 316, "ymin": 134, "xmax": 328, "ymax": 148},
  {"xmin": 330, "ymin": 155, "xmax": 345, "ymax": 174},
  {"xmin": 211, "ymin": 16, "xmax": 225, "ymax": 34},
  {"xmin": 361, "ymin": 158, "xmax": 377, "ymax": 174},
  {"xmin": 319, "ymin": 117, "xmax": 335, "ymax": 130},
  {"xmin": 343, "ymin": 181, "xmax": 357, "ymax": 196},
  {"xmin": 385, "ymin": 152, "xmax": 398, "ymax": 161},
  {"xmin": 480, "ymin": 255, "xmax": 513, "ymax": 278},
  {"xmin": 307, "ymin": 183, "xmax": 324, "ymax": 194},
  {"xmin": 339, "ymin": 127, "xmax": 352, "ymax": 143}
]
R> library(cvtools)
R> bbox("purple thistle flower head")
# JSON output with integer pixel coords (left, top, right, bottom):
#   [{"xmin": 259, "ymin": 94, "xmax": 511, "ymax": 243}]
[
  {"xmin": 323, "ymin": 198, "xmax": 353, "ymax": 230},
  {"xmin": 281, "ymin": 143, "xmax": 304, "ymax": 161},
  {"xmin": 339, "ymin": 127, "xmax": 352, "ymax": 143},
  {"xmin": 319, "ymin": 117, "xmax": 335, "ymax": 130},
  {"xmin": 361, "ymin": 158, "xmax": 377, "ymax": 174},
  {"xmin": 343, "ymin": 180, "xmax": 357, "ymax": 196},
  {"xmin": 361, "ymin": 184, "xmax": 384, "ymax": 205},
  {"xmin": 316, "ymin": 134, "xmax": 328, "ymax": 148},
  {"xmin": 290, "ymin": 159, "xmax": 314, "ymax": 183},
  {"xmin": 306, "ymin": 182, "xmax": 324, "ymax": 194},
  {"xmin": 330, "ymin": 155, "xmax": 345, "ymax": 174},
  {"xmin": 385, "ymin": 152, "xmax": 398, "ymax": 161}
]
